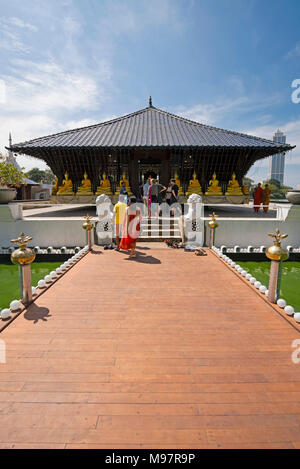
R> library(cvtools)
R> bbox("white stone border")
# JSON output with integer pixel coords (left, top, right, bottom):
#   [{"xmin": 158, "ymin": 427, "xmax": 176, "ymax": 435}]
[
  {"xmin": 0, "ymin": 245, "xmax": 89, "ymax": 321},
  {"xmin": 0, "ymin": 246, "xmax": 84, "ymax": 255},
  {"xmin": 211, "ymin": 245, "xmax": 300, "ymax": 324},
  {"xmin": 214, "ymin": 245, "xmax": 300, "ymax": 254}
]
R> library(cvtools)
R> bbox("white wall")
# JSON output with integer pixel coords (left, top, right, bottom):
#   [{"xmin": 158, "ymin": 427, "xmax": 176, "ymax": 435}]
[
  {"xmin": 0, "ymin": 204, "xmax": 299, "ymax": 248},
  {"xmin": 0, "ymin": 206, "xmax": 88, "ymax": 247},
  {"xmin": 207, "ymin": 205, "xmax": 300, "ymax": 247}
]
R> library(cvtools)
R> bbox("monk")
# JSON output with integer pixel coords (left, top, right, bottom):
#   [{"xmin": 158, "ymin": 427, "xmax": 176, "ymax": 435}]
[
  {"xmin": 253, "ymin": 183, "xmax": 263, "ymax": 212},
  {"xmin": 262, "ymin": 184, "xmax": 271, "ymax": 212}
]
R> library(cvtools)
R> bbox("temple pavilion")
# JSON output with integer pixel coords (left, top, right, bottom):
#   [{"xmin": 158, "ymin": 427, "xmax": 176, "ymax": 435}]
[{"xmin": 9, "ymin": 98, "xmax": 295, "ymax": 204}]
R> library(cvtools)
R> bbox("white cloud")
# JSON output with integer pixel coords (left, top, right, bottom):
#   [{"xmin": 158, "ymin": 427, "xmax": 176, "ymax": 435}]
[
  {"xmin": 173, "ymin": 90, "xmax": 283, "ymax": 127},
  {"xmin": 241, "ymin": 120, "xmax": 300, "ymax": 188},
  {"xmin": 285, "ymin": 42, "xmax": 300, "ymax": 59},
  {"xmin": 0, "ymin": 56, "xmax": 113, "ymax": 172},
  {"xmin": 0, "ymin": 16, "xmax": 37, "ymax": 53},
  {"xmin": 0, "ymin": 29, "xmax": 29, "ymax": 53},
  {"xmin": 174, "ymin": 97, "xmax": 249, "ymax": 125},
  {"xmin": 3, "ymin": 59, "xmax": 104, "ymax": 114},
  {"xmin": 6, "ymin": 17, "xmax": 37, "ymax": 31}
]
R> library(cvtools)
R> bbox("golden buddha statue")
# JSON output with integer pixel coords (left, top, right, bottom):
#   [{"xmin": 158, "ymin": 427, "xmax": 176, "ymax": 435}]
[
  {"xmin": 173, "ymin": 170, "xmax": 182, "ymax": 194},
  {"xmin": 241, "ymin": 183, "xmax": 249, "ymax": 195},
  {"xmin": 174, "ymin": 171, "xmax": 180, "ymax": 188},
  {"xmin": 186, "ymin": 171, "xmax": 202, "ymax": 195},
  {"xmin": 115, "ymin": 172, "xmax": 132, "ymax": 195},
  {"xmin": 77, "ymin": 171, "xmax": 93, "ymax": 195},
  {"xmin": 205, "ymin": 172, "xmax": 222, "ymax": 195},
  {"xmin": 96, "ymin": 172, "xmax": 112, "ymax": 195},
  {"xmin": 226, "ymin": 172, "xmax": 242, "ymax": 196},
  {"xmin": 52, "ymin": 178, "xmax": 59, "ymax": 195},
  {"xmin": 57, "ymin": 172, "xmax": 74, "ymax": 194}
]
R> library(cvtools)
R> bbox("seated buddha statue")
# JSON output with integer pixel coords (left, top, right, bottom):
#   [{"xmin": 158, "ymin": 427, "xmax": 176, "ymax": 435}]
[
  {"xmin": 52, "ymin": 178, "xmax": 59, "ymax": 195},
  {"xmin": 96, "ymin": 172, "xmax": 112, "ymax": 195},
  {"xmin": 205, "ymin": 172, "xmax": 222, "ymax": 195},
  {"xmin": 116, "ymin": 172, "xmax": 132, "ymax": 195},
  {"xmin": 226, "ymin": 172, "xmax": 242, "ymax": 196},
  {"xmin": 186, "ymin": 171, "xmax": 202, "ymax": 195},
  {"xmin": 173, "ymin": 171, "xmax": 182, "ymax": 194},
  {"xmin": 173, "ymin": 171, "xmax": 180, "ymax": 188},
  {"xmin": 77, "ymin": 171, "xmax": 93, "ymax": 195},
  {"xmin": 57, "ymin": 172, "xmax": 74, "ymax": 194},
  {"xmin": 241, "ymin": 182, "xmax": 249, "ymax": 195}
]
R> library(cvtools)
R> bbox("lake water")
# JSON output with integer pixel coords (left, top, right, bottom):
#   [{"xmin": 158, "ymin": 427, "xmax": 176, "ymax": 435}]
[
  {"xmin": 238, "ymin": 261, "xmax": 300, "ymax": 312},
  {"xmin": 0, "ymin": 261, "xmax": 62, "ymax": 310}
]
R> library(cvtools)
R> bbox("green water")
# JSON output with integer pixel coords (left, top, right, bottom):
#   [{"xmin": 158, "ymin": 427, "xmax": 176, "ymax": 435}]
[
  {"xmin": 238, "ymin": 261, "xmax": 300, "ymax": 311},
  {"xmin": 0, "ymin": 262, "xmax": 62, "ymax": 310}
]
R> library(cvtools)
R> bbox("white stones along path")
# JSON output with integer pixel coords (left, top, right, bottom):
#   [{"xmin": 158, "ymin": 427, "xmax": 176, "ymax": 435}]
[
  {"xmin": 0, "ymin": 246, "xmax": 89, "ymax": 321},
  {"xmin": 211, "ymin": 246, "xmax": 300, "ymax": 325}
]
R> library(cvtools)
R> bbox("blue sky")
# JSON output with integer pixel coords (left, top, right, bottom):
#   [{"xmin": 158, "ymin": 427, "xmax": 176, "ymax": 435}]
[{"xmin": 0, "ymin": 0, "xmax": 300, "ymax": 186}]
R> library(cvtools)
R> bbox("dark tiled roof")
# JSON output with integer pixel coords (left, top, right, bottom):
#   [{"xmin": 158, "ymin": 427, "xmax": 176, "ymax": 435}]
[{"xmin": 11, "ymin": 105, "xmax": 294, "ymax": 150}]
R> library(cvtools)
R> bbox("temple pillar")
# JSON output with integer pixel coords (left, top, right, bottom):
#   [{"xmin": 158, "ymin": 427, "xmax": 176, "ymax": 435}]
[
  {"xmin": 160, "ymin": 151, "xmax": 171, "ymax": 186},
  {"xmin": 129, "ymin": 151, "xmax": 139, "ymax": 196}
]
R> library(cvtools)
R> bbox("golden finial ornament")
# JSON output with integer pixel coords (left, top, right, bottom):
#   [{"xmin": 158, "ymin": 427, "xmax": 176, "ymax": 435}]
[
  {"xmin": 266, "ymin": 229, "xmax": 289, "ymax": 261},
  {"xmin": 10, "ymin": 232, "xmax": 36, "ymax": 265},
  {"xmin": 208, "ymin": 212, "xmax": 219, "ymax": 229},
  {"xmin": 82, "ymin": 214, "xmax": 94, "ymax": 231}
]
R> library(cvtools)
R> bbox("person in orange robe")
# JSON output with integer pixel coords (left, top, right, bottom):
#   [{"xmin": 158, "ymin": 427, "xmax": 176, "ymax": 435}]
[
  {"xmin": 253, "ymin": 183, "xmax": 263, "ymax": 212},
  {"xmin": 262, "ymin": 184, "xmax": 271, "ymax": 212},
  {"xmin": 119, "ymin": 196, "xmax": 142, "ymax": 257}
]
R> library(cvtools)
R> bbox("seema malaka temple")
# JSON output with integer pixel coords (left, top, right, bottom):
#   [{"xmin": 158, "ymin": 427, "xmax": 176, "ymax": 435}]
[{"xmin": 9, "ymin": 98, "xmax": 295, "ymax": 204}]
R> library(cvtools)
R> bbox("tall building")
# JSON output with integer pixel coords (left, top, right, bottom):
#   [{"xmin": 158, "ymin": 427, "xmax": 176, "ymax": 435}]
[{"xmin": 268, "ymin": 129, "xmax": 286, "ymax": 184}]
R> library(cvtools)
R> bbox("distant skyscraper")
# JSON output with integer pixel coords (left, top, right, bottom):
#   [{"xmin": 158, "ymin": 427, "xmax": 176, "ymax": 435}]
[{"xmin": 268, "ymin": 129, "xmax": 286, "ymax": 184}]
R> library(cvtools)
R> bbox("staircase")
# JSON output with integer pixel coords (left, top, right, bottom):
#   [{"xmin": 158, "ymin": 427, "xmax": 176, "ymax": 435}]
[{"xmin": 139, "ymin": 217, "xmax": 181, "ymax": 241}]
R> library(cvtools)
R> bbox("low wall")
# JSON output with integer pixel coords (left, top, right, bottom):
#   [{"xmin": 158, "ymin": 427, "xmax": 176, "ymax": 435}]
[
  {"xmin": 1, "ymin": 203, "xmax": 300, "ymax": 248},
  {"xmin": 205, "ymin": 205, "xmax": 300, "ymax": 247},
  {"xmin": 0, "ymin": 205, "xmax": 87, "ymax": 247}
]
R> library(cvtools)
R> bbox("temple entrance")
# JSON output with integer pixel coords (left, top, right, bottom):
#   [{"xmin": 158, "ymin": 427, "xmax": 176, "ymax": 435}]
[{"xmin": 143, "ymin": 169, "xmax": 157, "ymax": 182}]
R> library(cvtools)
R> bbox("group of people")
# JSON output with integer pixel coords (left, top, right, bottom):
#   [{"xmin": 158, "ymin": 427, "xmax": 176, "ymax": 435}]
[
  {"xmin": 113, "ymin": 195, "xmax": 142, "ymax": 258},
  {"xmin": 112, "ymin": 178, "xmax": 180, "ymax": 258},
  {"xmin": 140, "ymin": 178, "xmax": 179, "ymax": 217},
  {"xmin": 253, "ymin": 183, "xmax": 271, "ymax": 212}
]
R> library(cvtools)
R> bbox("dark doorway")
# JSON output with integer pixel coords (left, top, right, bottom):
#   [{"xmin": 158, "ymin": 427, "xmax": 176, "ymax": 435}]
[{"xmin": 144, "ymin": 169, "xmax": 157, "ymax": 182}]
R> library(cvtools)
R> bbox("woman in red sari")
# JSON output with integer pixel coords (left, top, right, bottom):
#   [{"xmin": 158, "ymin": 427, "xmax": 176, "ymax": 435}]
[
  {"xmin": 253, "ymin": 183, "xmax": 262, "ymax": 212},
  {"xmin": 120, "ymin": 196, "xmax": 142, "ymax": 257}
]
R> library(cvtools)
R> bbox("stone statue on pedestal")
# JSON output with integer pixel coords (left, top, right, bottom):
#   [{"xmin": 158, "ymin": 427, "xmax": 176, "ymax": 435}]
[
  {"xmin": 95, "ymin": 194, "xmax": 114, "ymax": 245},
  {"xmin": 179, "ymin": 193, "xmax": 203, "ymax": 248}
]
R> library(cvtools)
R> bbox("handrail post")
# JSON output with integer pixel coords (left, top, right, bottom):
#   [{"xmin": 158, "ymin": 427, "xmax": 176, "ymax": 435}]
[
  {"xmin": 266, "ymin": 229, "xmax": 289, "ymax": 303},
  {"xmin": 10, "ymin": 233, "xmax": 35, "ymax": 306},
  {"xmin": 208, "ymin": 212, "xmax": 219, "ymax": 247},
  {"xmin": 83, "ymin": 214, "xmax": 94, "ymax": 251}
]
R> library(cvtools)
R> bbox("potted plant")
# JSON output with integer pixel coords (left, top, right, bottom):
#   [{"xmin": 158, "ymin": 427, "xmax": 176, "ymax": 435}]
[{"xmin": 0, "ymin": 153, "xmax": 24, "ymax": 204}]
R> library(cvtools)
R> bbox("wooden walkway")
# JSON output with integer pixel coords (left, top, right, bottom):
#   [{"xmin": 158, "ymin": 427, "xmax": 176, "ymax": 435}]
[{"xmin": 0, "ymin": 245, "xmax": 300, "ymax": 449}]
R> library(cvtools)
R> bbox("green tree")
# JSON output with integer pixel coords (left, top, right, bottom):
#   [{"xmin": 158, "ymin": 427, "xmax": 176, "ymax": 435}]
[
  {"xmin": 26, "ymin": 167, "xmax": 56, "ymax": 184},
  {"xmin": 43, "ymin": 169, "xmax": 56, "ymax": 184},
  {"xmin": 242, "ymin": 177, "xmax": 254, "ymax": 190},
  {"xmin": 264, "ymin": 178, "xmax": 293, "ymax": 200},
  {"xmin": 0, "ymin": 153, "xmax": 24, "ymax": 187}
]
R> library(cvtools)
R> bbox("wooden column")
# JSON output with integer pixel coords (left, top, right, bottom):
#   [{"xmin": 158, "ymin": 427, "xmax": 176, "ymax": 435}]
[
  {"xmin": 129, "ymin": 150, "xmax": 139, "ymax": 195},
  {"xmin": 160, "ymin": 150, "xmax": 171, "ymax": 186}
]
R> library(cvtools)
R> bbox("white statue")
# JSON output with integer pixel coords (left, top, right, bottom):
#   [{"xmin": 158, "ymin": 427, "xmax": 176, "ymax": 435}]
[
  {"xmin": 179, "ymin": 193, "xmax": 204, "ymax": 248},
  {"xmin": 95, "ymin": 194, "xmax": 114, "ymax": 245}
]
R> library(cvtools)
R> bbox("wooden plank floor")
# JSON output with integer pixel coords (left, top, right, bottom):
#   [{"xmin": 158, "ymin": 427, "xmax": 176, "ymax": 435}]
[{"xmin": 0, "ymin": 246, "xmax": 300, "ymax": 449}]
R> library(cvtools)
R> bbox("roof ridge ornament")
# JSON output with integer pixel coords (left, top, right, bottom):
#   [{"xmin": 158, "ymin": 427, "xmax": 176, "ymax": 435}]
[{"xmin": 149, "ymin": 96, "xmax": 153, "ymax": 107}]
